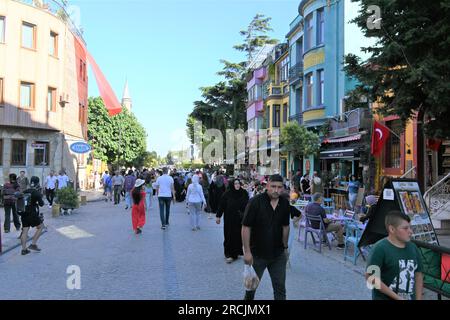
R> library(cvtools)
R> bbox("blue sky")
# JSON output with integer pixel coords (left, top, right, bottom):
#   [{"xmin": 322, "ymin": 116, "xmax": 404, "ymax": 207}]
[{"xmin": 71, "ymin": 0, "xmax": 300, "ymax": 157}]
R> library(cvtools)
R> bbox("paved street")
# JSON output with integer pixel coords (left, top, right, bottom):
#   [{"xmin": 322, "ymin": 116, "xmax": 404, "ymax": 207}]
[{"xmin": 0, "ymin": 197, "xmax": 431, "ymax": 300}]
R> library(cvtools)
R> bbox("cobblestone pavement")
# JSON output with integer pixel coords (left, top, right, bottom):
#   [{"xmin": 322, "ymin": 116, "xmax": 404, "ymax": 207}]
[{"xmin": 0, "ymin": 198, "xmax": 441, "ymax": 300}]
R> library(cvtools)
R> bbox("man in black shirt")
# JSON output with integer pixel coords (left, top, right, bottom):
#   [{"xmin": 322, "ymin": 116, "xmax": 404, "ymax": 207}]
[
  {"xmin": 20, "ymin": 176, "xmax": 45, "ymax": 256},
  {"xmin": 242, "ymin": 174, "xmax": 290, "ymax": 300}
]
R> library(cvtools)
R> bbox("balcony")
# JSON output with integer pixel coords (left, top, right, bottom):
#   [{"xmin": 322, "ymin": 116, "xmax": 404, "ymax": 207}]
[
  {"xmin": 289, "ymin": 62, "xmax": 304, "ymax": 84},
  {"xmin": 15, "ymin": 0, "xmax": 85, "ymax": 43},
  {"xmin": 289, "ymin": 113, "xmax": 303, "ymax": 125},
  {"xmin": 326, "ymin": 108, "xmax": 371, "ymax": 139},
  {"xmin": 266, "ymin": 83, "xmax": 289, "ymax": 98}
]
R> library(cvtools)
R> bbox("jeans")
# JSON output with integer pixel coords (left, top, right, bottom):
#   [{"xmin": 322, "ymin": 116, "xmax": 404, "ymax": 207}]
[
  {"xmin": 46, "ymin": 188, "xmax": 55, "ymax": 206},
  {"xmin": 4, "ymin": 204, "xmax": 21, "ymax": 231},
  {"xmin": 244, "ymin": 252, "xmax": 288, "ymax": 300},
  {"xmin": 125, "ymin": 191, "xmax": 132, "ymax": 208},
  {"xmin": 189, "ymin": 202, "xmax": 202, "ymax": 229},
  {"xmin": 145, "ymin": 191, "xmax": 153, "ymax": 211},
  {"xmin": 349, "ymin": 192, "xmax": 357, "ymax": 210},
  {"xmin": 158, "ymin": 197, "xmax": 172, "ymax": 226}
]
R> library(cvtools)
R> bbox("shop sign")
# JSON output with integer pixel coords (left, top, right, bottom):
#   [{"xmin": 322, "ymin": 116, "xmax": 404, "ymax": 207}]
[
  {"xmin": 320, "ymin": 149, "xmax": 355, "ymax": 159},
  {"xmin": 70, "ymin": 142, "xmax": 91, "ymax": 154}
]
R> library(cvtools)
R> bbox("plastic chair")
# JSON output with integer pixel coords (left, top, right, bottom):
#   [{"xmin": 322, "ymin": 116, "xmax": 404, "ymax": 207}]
[
  {"xmin": 322, "ymin": 197, "xmax": 335, "ymax": 215},
  {"xmin": 304, "ymin": 215, "xmax": 332, "ymax": 253},
  {"xmin": 344, "ymin": 220, "xmax": 363, "ymax": 265}
]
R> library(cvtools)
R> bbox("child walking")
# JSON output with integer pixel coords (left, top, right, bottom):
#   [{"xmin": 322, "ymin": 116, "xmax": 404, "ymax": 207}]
[{"xmin": 131, "ymin": 179, "xmax": 146, "ymax": 234}]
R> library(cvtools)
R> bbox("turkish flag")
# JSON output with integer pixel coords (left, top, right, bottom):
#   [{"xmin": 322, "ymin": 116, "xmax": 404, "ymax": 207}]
[
  {"xmin": 427, "ymin": 138, "xmax": 442, "ymax": 151},
  {"xmin": 371, "ymin": 121, "xmax": 390, "ymax": 157}
]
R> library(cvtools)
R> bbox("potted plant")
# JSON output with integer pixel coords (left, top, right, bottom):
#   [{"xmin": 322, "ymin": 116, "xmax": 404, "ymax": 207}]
[{"xmin": 55, "ymin": 187, "xmax": 79, "ymax": 215}]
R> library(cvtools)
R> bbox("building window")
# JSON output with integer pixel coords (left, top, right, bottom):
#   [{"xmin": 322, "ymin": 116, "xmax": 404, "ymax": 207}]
[
  {"xmin": 0, "ymin": 78, "xmax": 4, "ymax": 105},
  {"xmin": 47, "ymin": 87, "xmax": 56, "ymax": 112},
  {"xmin": 49, "ymin": 31, "xmax": 58, "ymax": 57},
  {"xmin": 385, "ymin": 120, "xmax": 402, "ymax": 168},
  {"xmin": 11, "ymin": 140, "xmax": 27, "ymax": 166},
  {"xmin": 317, "ymin": 9, "xmax": 325, "ymax": 45},
  {"xmin": 305, "ymin": 14, "xmax": 313, "ymax": 51},
  {"xmin": 283, "ymin": 104, "xmax": 288, "ymax": 124},
  {"xmin": 20, "ymin": 81, "xmax": 35, "ymax": 109},
  {"xmin": 280, "ymin": 57, "xmax": 289, "ymax": 82},
  {"xmin": 273, "ymin": 105, "xmax": 281, "ymax": 128},
  {"xmin": 83, "ymin": 62, "xmax": 87, "ymax": 82},
  {"xmin": 0, "ymin": 139, "xmax": 3, "ymax": 166},
  {"xmin": 22, "ymin": 22, "xmax": 36, "ymax": 49},
  {"xmin": 318, "ymin": 70, "xmax": 324, "ymax": 105},
  {"xmin": 0, "ymin": 16, "xmax": 5, "ymax": 43},
  {"xmin": 34, "ymin": 141, "xmax": 49, "ymax": 166},
  {"xmin": 266, "ymin": 106, "xmax": 271, "ymax": 128},
  {"xmin": 306, "ymin": 73, "xmax": 313, "ymax": 108}
]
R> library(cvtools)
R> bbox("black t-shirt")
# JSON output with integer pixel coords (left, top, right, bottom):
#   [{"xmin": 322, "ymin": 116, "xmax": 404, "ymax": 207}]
[
  {"xmin": 242, "ymin": 192, "xmax": 290, "ymax": 260},
  {"xmin": 24, "ymin": 188, "xmax": 45, "ymax": 215}
]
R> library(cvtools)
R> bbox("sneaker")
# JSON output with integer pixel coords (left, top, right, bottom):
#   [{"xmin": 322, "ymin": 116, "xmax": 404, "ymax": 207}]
[
  {"xmin": 192, "ymin": 228, "xmax": 197, "ymax": 231},
  {"xmin": 196, "ymin": 226, "xmax": 201, "ymax": 230},
  {"xmin": 225, "ymin": 257, "xmax": 234, "ymax": 264},
  {"xmin": 28, "ymin": 244, "xmax": 41, "ymax": 252},
  {"xmin": 49, "ymin": 205, "xmax": 52, "ymax": 209},
  {"xmin": 161, "ymin": 226, "xmax": 166, "ymax": 230},
  {"xmin": 21, "ymin": 249, "xmax": 31, "ymax": 256},
  {"xmin": 136, "ymin": 228, "xmax": 142, "ymax": 234},
  {"xmin": 337, "ymin": 244, "xmax": 345, "ymax": 250},
  {"xmin": 4, "ymin": 230, "xmax": 10, "ymax": 233},
  {"xmin": 125, "ymin": 206, "xmax": 129, "ymax": 210}
]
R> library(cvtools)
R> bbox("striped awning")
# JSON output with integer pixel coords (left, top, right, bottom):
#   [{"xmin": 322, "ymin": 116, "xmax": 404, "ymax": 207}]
[{"xmin": 323, "ymin": 134, "xmax": 361, "ymax": 144}]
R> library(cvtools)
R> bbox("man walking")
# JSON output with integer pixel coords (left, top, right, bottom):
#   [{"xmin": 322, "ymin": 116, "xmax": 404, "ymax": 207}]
[
  {"xmin": 17, "ymin": 171, "xmax": 29, "ymax": 192},
  {"xmin": 56, "ymin": 170, "xmax": 70, "ymax": 190},
  {"xmin": 44, "ymin": 170, "xmax": 57, "ymax": 208},
  {"xmin": 19, "ymin": 176, "xmax": 45, "ymax": 256},
  {"xmin": 242, "ymin": 174, "xmax": 290, "ymax": 300},
  {"xmin": 124, "ymin": 170, "xmax": 136, "ymax": 210},
  {"xmin": 112, "ymin": 171, "xmax": 124, "ymax": 205},
  {"xmin": 155, "ymin": 167, "xmax": 175, "ymax": 230},
  {"xmin": 3, "ymin": 173, "xmax": 21, "ymax": 233}
]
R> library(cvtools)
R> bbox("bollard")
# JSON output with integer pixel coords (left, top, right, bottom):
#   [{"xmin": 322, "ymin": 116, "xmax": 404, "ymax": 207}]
[
  {"xmin": 80, "ymin": 195, "xmax": 87, "ymax": 206},
  {"xmin": 52, "ymin": 204, "xmax": 60, "ymax": 217}
]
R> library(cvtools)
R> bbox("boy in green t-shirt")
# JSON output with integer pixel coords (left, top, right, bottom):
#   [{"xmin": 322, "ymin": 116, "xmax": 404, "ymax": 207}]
[{"xmin": 366, "ymin": 211, "xmax": 424, "ymax": 300}]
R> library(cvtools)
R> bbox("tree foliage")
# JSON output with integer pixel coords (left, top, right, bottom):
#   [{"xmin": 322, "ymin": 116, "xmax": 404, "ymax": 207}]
[
  {"xmin": 344, "ymin": 0, "xmax": 450, "ymax": 138},
  {"xmin": 88, "ymin": 97, "xmax": 147, "ymax": 167},
  {"xmin": 281, "ymin": 122, "xmax": 321, "ymax": 158},
  {"xmin": 187, "ymin": 14, "xmax": 279, "ymax": 149}
]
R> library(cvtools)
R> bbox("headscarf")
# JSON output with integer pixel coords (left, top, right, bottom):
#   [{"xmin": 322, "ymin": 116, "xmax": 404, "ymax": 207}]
[{"xmin": 215, "ymin": 175, "xmax": 225, "ymax": 188}]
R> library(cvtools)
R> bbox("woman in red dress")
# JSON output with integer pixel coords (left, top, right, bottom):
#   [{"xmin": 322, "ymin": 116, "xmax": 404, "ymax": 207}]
[{"xmin": 132, "ymin": 179, "xmax": 146, "ymax": 234}]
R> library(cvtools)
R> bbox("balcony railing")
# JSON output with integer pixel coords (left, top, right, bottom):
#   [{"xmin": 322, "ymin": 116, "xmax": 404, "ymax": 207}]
[
  {"xmin": 15, "ymin": 0, "xmax": 85, "ymax": 43},
  {"xmin": 289, "ymin": 62, "xmax": 304, "ymax": 83},
  {"xmin": 289, "ymin": 113, "xmax": 303, "ymax": 125},
  {"xmin": 326, "ymin": 108, "xmax": 369, "ymax": 138}
]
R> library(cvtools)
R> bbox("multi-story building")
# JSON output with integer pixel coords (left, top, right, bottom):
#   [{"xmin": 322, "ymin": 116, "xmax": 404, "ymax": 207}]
[
  {"xmin": 262, "ymin": 43, "xmax": 290, "ymax": 178},
  {"xmin": 285, "ymin": 0, "xmax": 373, "ymax": 179},
  {"xmin": 0, "ymin": 0, "xmax": 88, "ymax": 187}
]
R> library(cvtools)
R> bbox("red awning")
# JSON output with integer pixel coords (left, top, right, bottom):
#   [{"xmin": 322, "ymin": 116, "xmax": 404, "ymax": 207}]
[{"xmin": 323, "ymin": 134, "xmax": 362, "ymax": 144}]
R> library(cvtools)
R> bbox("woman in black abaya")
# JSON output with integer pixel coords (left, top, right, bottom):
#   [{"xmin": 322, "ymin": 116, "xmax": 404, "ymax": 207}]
[{"xmin": 216, "ymin": 179, "xmax": 249, "ymax": 263}]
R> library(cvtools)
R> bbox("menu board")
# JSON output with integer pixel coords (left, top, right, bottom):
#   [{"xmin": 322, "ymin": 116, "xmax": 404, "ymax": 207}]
[{"xmin": 392, "ymin": 181, "xmax": 439, "ymax": 245}]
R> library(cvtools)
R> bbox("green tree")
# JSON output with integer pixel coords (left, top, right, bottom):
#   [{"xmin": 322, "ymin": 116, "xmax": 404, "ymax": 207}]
[
  {"xmin": 88, "ymin": 97, "xmax": 147, "ymax": 167},
  {"xmin": 187, "ymin": 14, "xmax": 278, "ymax": 157},
  {"xmin": 281, "ymin": 122, "xmax": 321, "ymax": 159},
  {"xmin": 344, "ymin": 0, "xmax": 450, "ymax": 138}
]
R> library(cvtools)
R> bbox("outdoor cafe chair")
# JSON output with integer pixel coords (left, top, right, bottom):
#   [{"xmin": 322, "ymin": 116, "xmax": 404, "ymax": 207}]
[
  {"xmin": 344, "ymin": 220, "xmax": 364, "ymax": 265},
  {"xmin": 322, "ymin": 197, "xmax": 335, "ymax": 215},
  {"xmin": 304, "ymin": 215, "xmax": 332, "ymax": 253}
]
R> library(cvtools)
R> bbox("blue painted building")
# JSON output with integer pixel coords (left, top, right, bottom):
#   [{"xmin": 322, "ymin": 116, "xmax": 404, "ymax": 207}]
[{"xmin": 287, "ymin": 0, "xmax": 372, "ymax": 179}]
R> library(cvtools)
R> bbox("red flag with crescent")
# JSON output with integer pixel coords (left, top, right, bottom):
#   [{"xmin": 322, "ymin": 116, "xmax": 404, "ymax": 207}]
[{"xmin": 371, "ymin": 121, "xmax": 390, "ymax": 157}]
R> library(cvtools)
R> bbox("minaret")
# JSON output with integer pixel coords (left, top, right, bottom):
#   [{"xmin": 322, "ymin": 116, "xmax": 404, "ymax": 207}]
[{"xmin": 121, "ymin": 80, "xmax": 132, "ymax": 112}]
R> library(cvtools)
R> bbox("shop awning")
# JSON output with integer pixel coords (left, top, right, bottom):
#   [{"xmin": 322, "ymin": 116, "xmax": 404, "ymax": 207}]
[
  {"xmin": 323, "ymin": 134, "xmax": 361, "ymax": 144},
  {"xmin": 320, "ymin": 148, "xmax": 356, "ymax": 159}
]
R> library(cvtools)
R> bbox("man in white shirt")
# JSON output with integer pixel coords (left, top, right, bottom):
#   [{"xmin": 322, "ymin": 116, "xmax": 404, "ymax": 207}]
[
  {"xmin": 155, "ymin": 167, "xmax": 175, "ymax": 230},
  {"xmin": 56, "ymin": 170, "xmax": 70, "ymax": 190},
  {"xmin": 45, "ymin": 170, "xmax": 57, "ymax": 208}
]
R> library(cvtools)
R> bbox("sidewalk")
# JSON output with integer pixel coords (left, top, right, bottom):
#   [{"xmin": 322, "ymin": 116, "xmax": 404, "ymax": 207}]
[{"xmin": 0, "ymin": 189, "xmax": 103, "ymax": 254}]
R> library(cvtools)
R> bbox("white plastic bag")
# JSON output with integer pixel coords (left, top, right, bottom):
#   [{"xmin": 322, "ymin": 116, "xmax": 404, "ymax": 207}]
[{"xmin": 243, "ymin": 265, "xmax": 260, "ymax": 291}]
